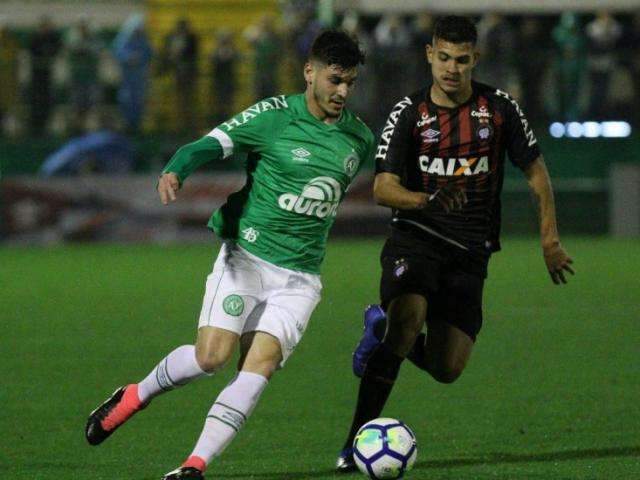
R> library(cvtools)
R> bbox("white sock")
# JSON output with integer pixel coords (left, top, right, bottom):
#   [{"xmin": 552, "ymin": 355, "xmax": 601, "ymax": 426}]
[
  {"xmin": 137, "ymin": 345, "xmax": 206, "ymax": 403},
  {"xmin": 190, "ymin": 371, "xmax": 269, "ymax": 465}
]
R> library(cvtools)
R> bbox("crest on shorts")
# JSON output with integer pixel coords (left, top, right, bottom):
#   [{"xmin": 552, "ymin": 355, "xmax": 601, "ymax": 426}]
[
  {"xmin": 393, "ymin": 258, "xmax": 409, "ymax": 279},
  {"xmin": 223, "ymin": 294, "xmax": 244, "ymax": 316}
]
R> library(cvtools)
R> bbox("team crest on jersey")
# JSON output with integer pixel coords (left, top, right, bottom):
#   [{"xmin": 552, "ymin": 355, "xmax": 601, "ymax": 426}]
[
  {"xmin": 476, "ymin": 124, "xmax": 493, "ymax": 141},
  {"xmin": 421, "ymin": 128, "xmax": 440, "ymax": 143},
  {"xmin": 343, "ymin": 150, "xmax": 360, "ymax": 177}
]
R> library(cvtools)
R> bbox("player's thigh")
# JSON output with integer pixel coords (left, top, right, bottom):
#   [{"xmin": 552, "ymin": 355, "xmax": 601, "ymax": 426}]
[
  {"xmin": 196, "ymin": 243, "xmax": 264, "ymax": 363},
  {"xmin": 424, "ymin": 318, "xmax": 474, "ymax": 379},
  {"xmin": 243, "ymin": 283, "xmax": 321, "ymax": 369},
  {"xmin": 237, "ymin": 331, "xmax": 283, "ymax": 379}
]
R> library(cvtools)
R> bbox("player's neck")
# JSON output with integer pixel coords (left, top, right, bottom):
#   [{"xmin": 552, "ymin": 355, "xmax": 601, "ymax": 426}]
[
  {"xmin": 430, "ymin": 82, "xmax": 473, "ymax": 108},
  {"xmin": 305, "ymin": 90, "xmax": 340, "ymax": 125}
]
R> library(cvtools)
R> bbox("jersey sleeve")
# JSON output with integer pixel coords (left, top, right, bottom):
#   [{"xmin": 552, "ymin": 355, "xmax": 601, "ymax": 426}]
[
  {"xmin": 162, "ymin": 96, "xmax": 290, "ymax": 182},
  {"xmin": 375, "ymin": 97, "xmax": 416, "ymax": 176},
  {"xmin": 502, "ymin": 95, "xmax": 541, "ymax": 170}
]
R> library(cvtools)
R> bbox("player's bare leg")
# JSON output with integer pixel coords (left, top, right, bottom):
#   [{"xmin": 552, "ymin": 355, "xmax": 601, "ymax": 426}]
[
  {"xmin": 337, "ymin": 294, "xmax": 426, "ymax": 471},
  {"xmin": 414, "ymin": 321, "xmax": 473, "ymax": 384},
  {"xmin": 167, "ymin": 331, "xmax": 281, "ymax": 479},
  {"xmin": 85, "ymin": 326, "xmax": 238, "ymax": 446}
]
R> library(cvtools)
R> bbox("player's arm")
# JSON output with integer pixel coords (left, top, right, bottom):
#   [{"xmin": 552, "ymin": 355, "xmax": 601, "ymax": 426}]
[
  {"xmin": 374, "ymin": 97, "xmax": 465, "ymax": 213},
  {"xmin": 158, "ymin": 96, "xmax": 289, "ymax": 205},
  {"xmin": 158, "ymin": 135, "xmax": 227, "ymax": 205},
  {"xmin": 373, "ymin": 173, "xmax": 466, "ymax": 212},
  {"xmin": 523, "ymin": 155, "xmax": 575, "ymax": 284}
]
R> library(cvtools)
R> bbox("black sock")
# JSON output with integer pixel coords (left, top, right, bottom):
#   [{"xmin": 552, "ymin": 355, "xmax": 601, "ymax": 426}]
[
  {"xmin": 406, "ymin": 332, "xmax": 428, "ymax": 370},
  {"xmin": 342, "ymin": 343, "xmax": 404, "ymax": 450}
]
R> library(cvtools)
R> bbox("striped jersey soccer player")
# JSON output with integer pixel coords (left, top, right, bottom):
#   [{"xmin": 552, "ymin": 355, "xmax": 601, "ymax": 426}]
[
  {"xmin": 336, "ymin": 16, "xmax": 575, "ymax": 471},
  {"xmin": 85, "ymin": 30, "xmax": 374, "ymax": 480}
]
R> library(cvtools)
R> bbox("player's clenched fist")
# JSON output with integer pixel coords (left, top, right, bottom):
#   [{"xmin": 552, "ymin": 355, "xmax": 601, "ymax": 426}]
[
  {"xmin": 158, "ymin": 172, "xmax": 180, "ymax": 205},
  {"xmin": 427, "ymin": 183, "xmax": 468, "ymax": 213}
]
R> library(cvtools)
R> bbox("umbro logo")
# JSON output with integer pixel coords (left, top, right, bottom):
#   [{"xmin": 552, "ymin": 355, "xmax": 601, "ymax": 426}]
[
  {"xmin": 291, "ymin": 147, "xmax": 311, "ymax": 162},
  {"xmin": 420, "ymin": 129, "xmax": 440, "ymax": 143}
]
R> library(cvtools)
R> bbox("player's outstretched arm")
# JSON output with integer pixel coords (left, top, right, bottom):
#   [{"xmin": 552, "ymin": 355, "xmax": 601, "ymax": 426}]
[
  {"xmin": 524, "ymin": 155, "xmax": 575, "ymax": 285},
  {"xmin": 158, "ymin": 172, "xmax": 180, "ymax": 205}
]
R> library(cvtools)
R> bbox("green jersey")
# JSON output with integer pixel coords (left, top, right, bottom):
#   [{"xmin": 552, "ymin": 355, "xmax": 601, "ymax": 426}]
[{"xmin": 163, "ymin": 93, "xmax": 375, "ymax": 273}]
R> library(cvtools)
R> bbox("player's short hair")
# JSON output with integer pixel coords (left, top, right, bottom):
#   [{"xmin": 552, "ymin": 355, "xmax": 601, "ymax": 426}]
[
  {"xmin": 309, "ymin": 29, "xmax": 365, "ymax": 69},
  {"xmin": 433, "ymin": 16, "xmax": 477, "ymax": 46}
]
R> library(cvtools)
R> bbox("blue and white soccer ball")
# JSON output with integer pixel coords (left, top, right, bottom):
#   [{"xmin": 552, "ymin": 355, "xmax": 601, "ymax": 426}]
[{"xmin": 353, "ymin": 418, "xmax": 417, "ymax": 479}]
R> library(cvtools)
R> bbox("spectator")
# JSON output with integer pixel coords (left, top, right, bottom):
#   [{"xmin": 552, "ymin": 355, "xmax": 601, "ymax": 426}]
[
  {"xmin": 551, "ymin": 12, "xmax": 588, "ymax": 121},
  {"xmin": 0, "ymin": 18, "xmax": 20, "ymax": 136},
  {"xmin": 163, "ymin": 18, "xmax": 199, "ymax": 133},
  {"xmin": 341, "ymin": 10, "xmax": 374, "ymax": 121},
  {"xmin": 28, "ymin": 16, "xmax": 62, "ymax": 135},
  {"xmin": 476, "ymin": 13, "xmax": 519, "ymax": 93},
  {"xmin": 209, "ymin": 29, "xmax": 238, "ymax": 123},
  {"xmin": 65, "ymin": 18, "xmax": 103, "ymax": 133},
  {"xmin": 630, "ymin": 13, "xmax": 640, "ymax": 125},
  {"xmin": 585, "ymin": 10, "xmax": 623, "ymax": 119},
  {"xmin": 244, "ymin": 14, "xmax": 280, "ymax": 101},
  {"xmin": 113, "ymin": 14, "xmax": 153, "ymax": 134},
  {"xmin": 409, "ymin": 12, "xmax": 434, "ymax": 89},
  {"xmin": 517, "ymin": 17, "xmax": 547, "ymax": 123},
  {"xmin": 373, "ymin": 14, "xmax": 411, "ymax": 128}
]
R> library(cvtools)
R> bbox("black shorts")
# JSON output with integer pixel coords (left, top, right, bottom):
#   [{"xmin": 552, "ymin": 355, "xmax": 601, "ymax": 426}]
[{"xmin": 379, "ymin": 226, "xmax": 489, "ymax": 341}]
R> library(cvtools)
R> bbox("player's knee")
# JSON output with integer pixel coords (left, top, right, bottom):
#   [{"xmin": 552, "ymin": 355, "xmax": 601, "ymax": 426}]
[
  {"xmin": 431, "ymin": 364, "xmax": 464, "ymax": 384},
  {"xmin": 195, "ymin": 346, "xmax": 232, "ymax": 374}
]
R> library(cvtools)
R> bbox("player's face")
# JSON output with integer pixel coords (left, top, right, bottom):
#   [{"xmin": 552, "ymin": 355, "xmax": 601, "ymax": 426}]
[
  {"xmin": 427, "ymin": 38, "xmax": 478, "ymax": 96},
  {"xmin": 305, "ymin": 62, "xmax": 358, "ymax": 120}
]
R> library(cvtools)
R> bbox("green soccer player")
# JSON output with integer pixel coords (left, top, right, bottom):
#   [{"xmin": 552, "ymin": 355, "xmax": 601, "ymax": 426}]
[{"xmin": 85, "ymin": 29, "xmax": 374, "ymax": 479}]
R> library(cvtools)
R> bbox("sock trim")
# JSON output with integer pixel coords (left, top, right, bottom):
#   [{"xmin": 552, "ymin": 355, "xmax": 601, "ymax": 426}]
[
  {"xmin": 214, "ymin": 401, "xmax": 247, "ymax": 421},
  {"xmin": 207, "ymin": 414, "xmax": 239, "ymax": 432}
]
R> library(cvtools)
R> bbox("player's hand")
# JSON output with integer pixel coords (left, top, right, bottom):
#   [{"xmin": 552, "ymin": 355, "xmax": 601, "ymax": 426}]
[
  {"xmin": 543, "ymin": 242, "xmax": 574, "ymax": 285},
  {"xmin": 427, "ymin": 183, "xmax": 468, "ymax": 213},
  {"xmin": 158, "ymin": 172, "xmax": 180, "ymax": 205}
]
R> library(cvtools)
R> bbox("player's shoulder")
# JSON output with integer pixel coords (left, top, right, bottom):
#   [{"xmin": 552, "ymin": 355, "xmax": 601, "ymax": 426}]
[
  {"xmin": 473, "ymin": 81, "xmax": 523, "ymax": 112},
  {"xmin": 218, "ymin": 94, "xmax": 293, "ymax": 132},
  {"xmin": 341, "ymin": 108, "xmax": 375, "ymax": 145}
]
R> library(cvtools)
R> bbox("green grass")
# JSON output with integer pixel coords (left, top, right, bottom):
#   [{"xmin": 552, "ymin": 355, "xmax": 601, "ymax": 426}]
[{"xmin": 1, "ymin": 237, "xmax": 639, "ymax": 479}]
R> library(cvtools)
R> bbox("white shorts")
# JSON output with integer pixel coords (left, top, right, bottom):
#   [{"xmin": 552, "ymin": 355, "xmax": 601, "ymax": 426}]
[{"xmin": 198, "ymin": 242, "xmax": 322, "ymax": 366}]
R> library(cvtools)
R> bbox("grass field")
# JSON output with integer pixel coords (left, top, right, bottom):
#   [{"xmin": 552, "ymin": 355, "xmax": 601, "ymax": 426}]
[{"xmin": 1, "ymin": 237, "xmax": 639, "ymax": 480}]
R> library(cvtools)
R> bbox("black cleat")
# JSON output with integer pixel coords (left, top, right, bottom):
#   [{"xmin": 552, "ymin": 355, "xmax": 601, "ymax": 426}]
[
  {"xmin": 336, "ymin": 447, "xmax": 357, "ymax": 473},
  {"xmin": 85, "ymin": 385, "xmax": 143, "ymax": 446},
  {"xmin": 162, "ymin": 467, "xmax": 205, "ymax": 479}
]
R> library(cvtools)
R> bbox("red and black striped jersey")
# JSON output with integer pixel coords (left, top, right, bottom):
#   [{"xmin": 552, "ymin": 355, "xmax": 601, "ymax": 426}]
[{"xmin": 375, "ymin": 81, "xmax": 541, "ymax": 255}]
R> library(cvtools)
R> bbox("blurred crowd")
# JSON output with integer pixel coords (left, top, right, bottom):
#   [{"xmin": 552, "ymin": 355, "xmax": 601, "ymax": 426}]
[{"xmin": 0, "ymin": 9, "xmax": 638, "ymax": 141}]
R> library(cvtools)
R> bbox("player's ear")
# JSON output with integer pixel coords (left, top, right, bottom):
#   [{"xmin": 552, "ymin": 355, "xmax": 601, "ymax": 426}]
[
  {"xmin": 472, "ymin": 49, "xmax": 480, "ymax": 67},
  {"xmin": 426, "ymin": 44, "xmax": 433, "ymax": 64},
  {"xmin": 304, "ymin": 61, "xmax": 315, "ymax": 85}
]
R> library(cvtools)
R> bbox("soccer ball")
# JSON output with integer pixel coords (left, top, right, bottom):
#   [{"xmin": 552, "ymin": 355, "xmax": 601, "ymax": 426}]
[{"xmin": 353, "ymin": 418, "xmax": 417, "ymax": 479}]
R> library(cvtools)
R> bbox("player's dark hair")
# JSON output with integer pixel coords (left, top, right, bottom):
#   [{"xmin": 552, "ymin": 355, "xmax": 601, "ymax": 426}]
[
  {"xmin": 433, "ymin": 16, "xmax": 477, "ymax": 45},
  {"xmin": 309, "ymin": 29, "xmax": 365, "ymax": 68}
]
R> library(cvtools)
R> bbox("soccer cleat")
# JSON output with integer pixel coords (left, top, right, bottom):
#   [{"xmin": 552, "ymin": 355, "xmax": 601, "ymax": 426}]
[
  {"xmin": 85, "ymin": 384, "xmax": 144, "ymax": 446},
  {"xmin": 162, "ymin": 467, "xmax": 205, "ymax": 480},
  {"xmin": 335, "ymin": 447, "xmax": 357, "ymax": 473},
  {"xmin": 352, "ymin": 304, "xmax": 387, "ymax": 378}
]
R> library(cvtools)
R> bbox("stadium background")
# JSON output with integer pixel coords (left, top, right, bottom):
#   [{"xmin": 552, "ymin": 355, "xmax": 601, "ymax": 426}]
[{"xmin": 1, "ymin": 1, "xmax": 638, "ymax": 479}]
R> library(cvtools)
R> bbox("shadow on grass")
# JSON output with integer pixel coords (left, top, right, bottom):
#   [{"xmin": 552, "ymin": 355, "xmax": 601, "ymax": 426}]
[
  {"xmin": 218, "ymin": 445, "xmax": 640, "ymax": 479},
  {"xmin": 413, "ymin": 445, "xmax": 640, "ymax": 470}
]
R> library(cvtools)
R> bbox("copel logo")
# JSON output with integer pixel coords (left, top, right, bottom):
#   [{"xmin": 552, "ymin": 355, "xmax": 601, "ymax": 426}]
[{"xmin": 278, "ymin": 177, "xmax": 343, "ymax": 218}]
